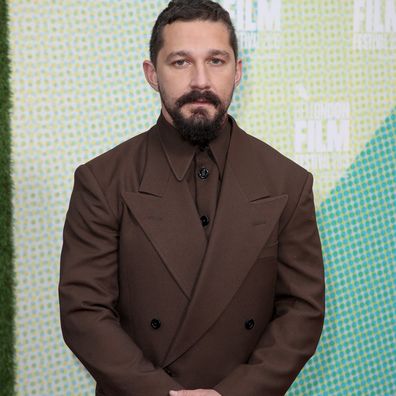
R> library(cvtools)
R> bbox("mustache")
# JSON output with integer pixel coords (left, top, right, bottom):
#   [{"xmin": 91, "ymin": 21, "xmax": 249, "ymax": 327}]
[{"xmin": 176, "ymin": 90, "xmax": 221, "ymax": 108}]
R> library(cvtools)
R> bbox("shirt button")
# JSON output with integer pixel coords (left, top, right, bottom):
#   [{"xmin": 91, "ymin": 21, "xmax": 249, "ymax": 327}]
[
  {"xmin": 150, "ymin": 318, "xmax": 161, "ymax": 329},
  {"xmin": 198, "ymin": 167, "xmax": 209, "ymax": 179},
  {"xmin": 245, "ymin": 319, "xmax": 255, "ymax": 330},
  {"xmin": 200, "ymin": 215, "xmax": 209, "ymax": 227}
]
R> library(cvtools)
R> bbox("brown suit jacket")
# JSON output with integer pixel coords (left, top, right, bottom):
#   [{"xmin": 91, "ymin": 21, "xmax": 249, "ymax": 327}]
[{"xmin": 59, "ymin": 114, "xmax": 325, "ymax": 396}]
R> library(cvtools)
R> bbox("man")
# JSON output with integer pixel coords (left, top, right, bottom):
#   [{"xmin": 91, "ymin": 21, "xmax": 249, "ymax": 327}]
[{"xmin": 59, "ymin": 1, "xmax": 325, "ymax": 395}]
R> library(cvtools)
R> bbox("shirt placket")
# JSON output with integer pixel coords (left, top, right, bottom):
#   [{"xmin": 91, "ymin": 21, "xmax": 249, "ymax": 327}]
[{"xmin": 194, "ymin": 146, "xmax": 219, "ymax": 239}]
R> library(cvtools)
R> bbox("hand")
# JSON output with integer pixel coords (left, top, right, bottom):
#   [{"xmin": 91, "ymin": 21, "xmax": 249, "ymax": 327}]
[{"xmin": 169, "ymin": 390, "xmax": 221, "ymax": 396}]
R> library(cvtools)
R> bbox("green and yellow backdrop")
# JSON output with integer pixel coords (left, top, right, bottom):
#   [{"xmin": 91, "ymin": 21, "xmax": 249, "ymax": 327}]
[{"xmin": 0, "ymin": 1, "xmax": 395, "ymax": 395}]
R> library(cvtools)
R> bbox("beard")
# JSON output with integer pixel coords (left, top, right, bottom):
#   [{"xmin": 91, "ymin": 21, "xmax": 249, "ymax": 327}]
[{"xmin": 159, "ymin": 87, "xmax": 232, "ymax": 148}]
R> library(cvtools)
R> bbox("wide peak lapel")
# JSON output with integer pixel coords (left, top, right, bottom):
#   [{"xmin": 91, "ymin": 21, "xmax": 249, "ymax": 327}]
[
  {"xmin": 162, "ymin": 118, "xmax": 288, "ymax": 366},
  {"xmin": 121, "ymin": 125, "xmax": 207, "ymax": 299}
]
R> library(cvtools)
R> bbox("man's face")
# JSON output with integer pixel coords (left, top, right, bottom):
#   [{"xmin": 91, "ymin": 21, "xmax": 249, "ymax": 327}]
[{"xmin": 143, "ymin": 20, "xmax": 242, "ymax": 146}]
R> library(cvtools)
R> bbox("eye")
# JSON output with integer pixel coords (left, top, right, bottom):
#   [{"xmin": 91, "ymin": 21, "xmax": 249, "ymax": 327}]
[
  {"xmin": 210, "ymin": 58, "xmax": 225, "ymax": 65},
  {"xmin": 173, "ymin": 59, "xmax": 188, "ymax": 67}
]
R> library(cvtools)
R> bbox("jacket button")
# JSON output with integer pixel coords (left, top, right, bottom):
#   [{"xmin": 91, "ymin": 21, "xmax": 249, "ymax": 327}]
[
  {"xmin": 200, "ymin": 215, "xmax": 209, "ymax": 227},
  {"xmin": 198, "ymin": 167, "xmax": 209, "ymax": 179},
  {"xmin": 245, "ymin": 319, "xmax": 255, "ymax": 330},
  {"xmin": 150, "ymin": 318, "xmax": 161, "ymax": 329}
]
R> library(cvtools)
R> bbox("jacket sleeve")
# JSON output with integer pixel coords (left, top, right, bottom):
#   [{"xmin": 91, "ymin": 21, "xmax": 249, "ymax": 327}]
[
  {"xmin": 58, "ymin": 164, "xmax": 184, "ymax": 396},
  {"xmin": 213, "ymin": 171, "xmax": 326, "ymax": 396}
]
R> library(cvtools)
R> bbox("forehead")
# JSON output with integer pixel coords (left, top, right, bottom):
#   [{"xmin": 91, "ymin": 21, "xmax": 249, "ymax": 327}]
[{"xmin": 159, "ymin": 20, "xmax": 232, "ymax": 56}]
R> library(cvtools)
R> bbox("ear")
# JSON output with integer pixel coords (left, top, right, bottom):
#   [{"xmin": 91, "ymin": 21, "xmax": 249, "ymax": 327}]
[
  {"xmin": 143, "ymin": 60, "xmax": 159, "ymax": 92},
  {"xmin": 234, "ymin": 58, "xmax": 242, "ymax": 88}
]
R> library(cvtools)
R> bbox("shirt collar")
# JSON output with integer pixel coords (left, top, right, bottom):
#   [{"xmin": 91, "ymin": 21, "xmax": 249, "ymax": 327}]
[{"xmin": 157, "ymin": 111, "xmax": 231, "ymax": 182}]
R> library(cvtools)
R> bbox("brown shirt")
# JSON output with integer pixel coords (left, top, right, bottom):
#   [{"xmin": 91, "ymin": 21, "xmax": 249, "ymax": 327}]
[{"xmin": 157, "ymin": 112, "xmax": 231, "ymax": 240}]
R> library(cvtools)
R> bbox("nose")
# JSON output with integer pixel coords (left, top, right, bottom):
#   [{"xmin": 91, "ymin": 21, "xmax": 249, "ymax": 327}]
[{"xmin": 190, "ymin": 63, "xmax": 211, "ymax": 90}]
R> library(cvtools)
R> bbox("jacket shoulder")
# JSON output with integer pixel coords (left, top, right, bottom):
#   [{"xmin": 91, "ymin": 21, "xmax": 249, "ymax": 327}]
[
  {"xmin": 80, "ymin": 127, "xmax": 151, "ymax": 189},
  {"xmin": 71, "ymin": 127, "xmax": 152, "ymax": 219},
  {"xmin": 243, "ymin": 133, "xmax": 314, "ymax": 235},
  {"xmin": 246, "ymin": 132, "xmax": 310, "ymax": 182},
  {"xmin": 85, "ymin": 130, "xmax": 147, "ymax": 171}
]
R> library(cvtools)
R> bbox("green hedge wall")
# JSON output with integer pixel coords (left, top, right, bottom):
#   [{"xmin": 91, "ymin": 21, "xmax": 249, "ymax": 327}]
[{"xmin": 0, "ymin": 0, "xmax": 15, "ymax": 395}]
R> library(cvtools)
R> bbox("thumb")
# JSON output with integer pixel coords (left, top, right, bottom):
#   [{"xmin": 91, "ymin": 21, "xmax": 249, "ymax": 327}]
[{"xmin": 169, "ymin": 391, "xmax": 180, "ymax": 396}]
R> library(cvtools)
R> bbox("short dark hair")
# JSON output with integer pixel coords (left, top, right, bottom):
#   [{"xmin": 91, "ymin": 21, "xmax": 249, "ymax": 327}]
[{"xmin": 149, "ymin": 0, "xmax": 238, "ymax": 66}]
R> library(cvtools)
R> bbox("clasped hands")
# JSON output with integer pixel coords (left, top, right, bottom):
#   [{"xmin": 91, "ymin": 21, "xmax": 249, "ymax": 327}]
[{"xmin": 169, "ymin": 390, "xmax": 221, "ymax": 396}]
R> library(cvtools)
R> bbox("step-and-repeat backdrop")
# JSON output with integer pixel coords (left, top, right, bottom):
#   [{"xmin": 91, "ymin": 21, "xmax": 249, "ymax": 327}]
[{"xmin": 10, "ymin": 1, "xmax": 395, "ymax": 395}]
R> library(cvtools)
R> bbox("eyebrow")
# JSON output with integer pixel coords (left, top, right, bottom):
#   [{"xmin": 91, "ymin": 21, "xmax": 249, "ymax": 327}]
[{"xmin": 165, "ymin": 49, "xmax": 231, "ymax": 62}]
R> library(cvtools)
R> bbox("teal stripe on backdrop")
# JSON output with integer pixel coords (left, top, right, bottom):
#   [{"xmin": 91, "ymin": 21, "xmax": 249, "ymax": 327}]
[
  {"xmin": 0, "ymin": 0, "xmax": 15, "ymax": 395},
  {"xmin": 288, "ymin": 109, "xmax": 396, "ymax": 395}
]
